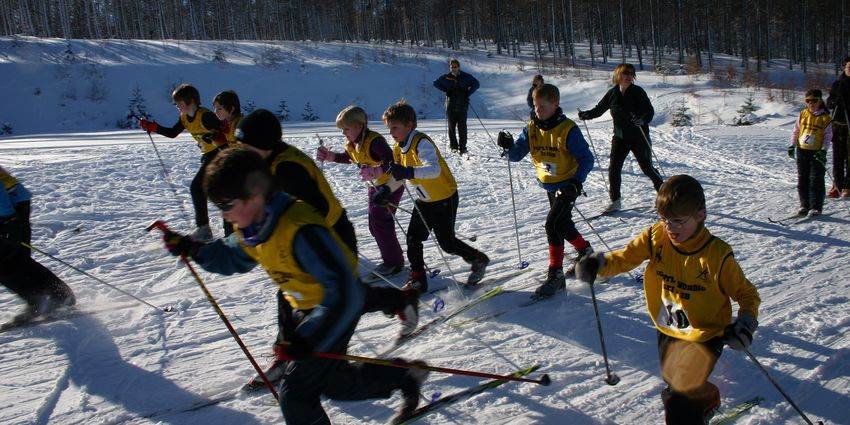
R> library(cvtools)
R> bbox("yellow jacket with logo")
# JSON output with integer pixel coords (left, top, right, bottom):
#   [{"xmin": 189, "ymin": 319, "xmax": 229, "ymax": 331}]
[
  {"xmin": 599, "ymin": 224, "xmax": 760, "ymax": 342},
  {"xmin": 793, "ymin": 108, "xmax": 833, "ymax": 151},
  {"xmin": 345, "ymin": 130, "xmax": 391, "ymax": 186},
  {"xmin": 393, "ymin": 131, "xmax": 457, "ymax": 202},
  {"xmin": 178, "ymin": 107, "xmax": 222, "ymax": 153},
  {"xmin": 527, "ymin": 118, "xmax": 580, "ymax": 184}
]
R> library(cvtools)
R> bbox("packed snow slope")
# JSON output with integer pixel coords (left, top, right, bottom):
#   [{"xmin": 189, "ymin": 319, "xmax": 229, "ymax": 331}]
[{"xmin": 0, "ymin": 38, "xmax": 848, "ymax": 424}]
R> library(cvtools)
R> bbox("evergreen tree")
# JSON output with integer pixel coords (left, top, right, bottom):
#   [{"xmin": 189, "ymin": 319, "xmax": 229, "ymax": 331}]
[
  {"xmin": 242, "ymin": 99, "xmax": 256, "ymax": 115},
  {"xmin": 275, "ymin": 100, "xmax": 290, "ymax": 121},
  {"xmin": 733, "ymin": 94, "xmax": 759, "ymax": 126},
  {"xmin": 117, "ymin": 84, "xmax": 148, "ymax": 128},
  {"xmin": 1, "ymin": 122, "xmax": 12, "ymax": 135},
  {"xmin": 671, "ymin": 98, "xmax": 692, "ymax": 127},
  {"xmin": 302, "ymin": 103, "xmax": 318, "ymax": 121}
]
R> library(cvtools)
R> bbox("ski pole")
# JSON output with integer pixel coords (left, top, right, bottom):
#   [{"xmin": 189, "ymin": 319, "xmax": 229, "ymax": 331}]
[
  {"xmin": 317, "ymin": 133, "xmax": 325, "ymax": 172},
  {"xmin": 133, "ymin": 114, "xmax": 192, "ymax": 227},
  {"xmin": 469, "ymin": 104, "xmax": 528, "ymax": 270},
  {"xmin": 731, "ymin": 334, "xmax": 821, "ymax": 425},
  {"xmin": 22, "ymin": 242, "xmax": 171, "ymax": 313},
  {"xmin": 315, "ymin": 352, "xmax": 551, "ymax": 386},
  {"xmin": 577, "ymin": 109, "xmax": 611, "ymax": 195},
  {"xmin": 587, "ymin": 280, "xmax": 619, "ymax": 386},
  {"xmin": 635, "ymin": 124, "xmax": 667, "ymax": 179},
  {"xmin": 146, "ymin": 220, "xmax": 279, "ymax": 401}
]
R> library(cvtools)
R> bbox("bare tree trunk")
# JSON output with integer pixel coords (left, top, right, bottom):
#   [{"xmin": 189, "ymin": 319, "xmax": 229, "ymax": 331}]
[{"xmin": 619, "ymin": 0, "xmax": 626, "ymax": 63}]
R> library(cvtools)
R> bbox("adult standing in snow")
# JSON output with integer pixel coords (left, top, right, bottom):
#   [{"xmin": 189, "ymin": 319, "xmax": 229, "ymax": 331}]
[
  {"xmin": 0, "ymin": 166, "xmax": 75, "ymax": 324},
  {"xmin": 826, "ymin": 56, "xmax": 850, "ymax": 198},
  {"xmin": 433, "ymin": 59, "xmax": 480, "ymax": 155},
  {"xmin": 578, "ymin": 63, "xmax": 663, "ymax": 213},
  {"xmin": 526, "ymin": 74, "xmax": 544, "ymax": 117}
]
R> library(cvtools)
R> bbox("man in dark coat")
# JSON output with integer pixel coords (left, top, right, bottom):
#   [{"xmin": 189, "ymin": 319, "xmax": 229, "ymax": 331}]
[
  {"xmin": 826, "ymin": 56, "xmax": 850, "ymax": 198},
  {"xmin": 433, "ymin": 59, "xmax": 480, "ymax": 155}
]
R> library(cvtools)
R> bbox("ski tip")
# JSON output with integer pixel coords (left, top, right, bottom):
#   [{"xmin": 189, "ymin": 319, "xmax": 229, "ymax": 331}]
[
  {"xmin": 539, "ymin": 374, "xmax": 552, "ymax": 386},
  {"xmin": 605, "ymin": 373, "xmax": 621, "ymax": 386}
]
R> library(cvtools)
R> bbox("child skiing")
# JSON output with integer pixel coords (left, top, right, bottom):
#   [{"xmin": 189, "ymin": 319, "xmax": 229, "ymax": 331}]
[
  {"xmin": 378, "ymin": 100, "xmax": 489, "ymax": 293},
  {"xmin": 316, "ymin": 105, "xmax": 406, "ymax": 278},
  {"xmin": 497, "ymin": 83, "xmax": 595, "ymax": 298},
  {"xmin": 0, "ymin": 166, "xmax": 75, "ymax": 324},
  {"xmin": 575, "ymin": 174, "xmax": 761, "ymax": 424},
  {"xmin": 155, "ymin": 147, "xmax": 428, "ymax": 424},
  {"xmin": 139, "ymin": 83, "xmax": 230, "ymax": 240},
  {"xmin": 233, "ymin": 109, "xmax": 418, "ymax": 338},
  {"xmin": 789, "ymin": 89, "xmax": 832, "ymax": 217},
  {"xmin": 213, "ymin": 90, "xmax": 244, "ymax": 144}
]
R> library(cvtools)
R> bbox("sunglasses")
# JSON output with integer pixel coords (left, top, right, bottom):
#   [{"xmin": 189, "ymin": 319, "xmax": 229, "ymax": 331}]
[
  {"xmin": 214, "ymin": 199, "xmax": 237, "ymax": 212},
  {"xmin": 805, "ymin": 99, "xmax": 820, "ymax": 104}
]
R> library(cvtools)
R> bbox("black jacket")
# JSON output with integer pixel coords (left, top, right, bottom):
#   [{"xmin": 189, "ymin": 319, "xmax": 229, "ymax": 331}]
[
  {"xmin": 584, "ymin": 84, "xmax": 654, "ymax": 141},
  {"xmin": 827, "ymin": 73, "xmax": 850, "ymax": 124},
  {"xmin": 433, "ymin": 71, "xmax": 480, "ymax": 112}
]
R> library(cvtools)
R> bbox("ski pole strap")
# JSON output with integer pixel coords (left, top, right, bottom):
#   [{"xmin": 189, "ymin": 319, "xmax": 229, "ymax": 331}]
[
  {"xmin": 22, "ymin": 242, "xmax": 168, "ymax": 313},
  {"xmin": 315, "ymin": 352, "xmax": 551, "ymax": 386},
  {"xmin": 146, "ymin": 220, "xmax": 280, "ymax": 401}
]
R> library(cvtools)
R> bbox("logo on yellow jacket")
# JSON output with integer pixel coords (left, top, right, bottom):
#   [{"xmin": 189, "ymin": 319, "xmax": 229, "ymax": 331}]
[
  {"xmin": 393, "ymin": 133, "xmax": 457, "ymax": 202},
  {"xmin": 527, "ymin": 119, "xmax": 579, "ymax": 184}
]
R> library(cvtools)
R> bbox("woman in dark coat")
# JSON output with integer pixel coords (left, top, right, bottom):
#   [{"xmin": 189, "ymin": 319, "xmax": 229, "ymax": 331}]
[{"xmin": 578, "ymin": 63, "xmax": 663, "ymax": 212}]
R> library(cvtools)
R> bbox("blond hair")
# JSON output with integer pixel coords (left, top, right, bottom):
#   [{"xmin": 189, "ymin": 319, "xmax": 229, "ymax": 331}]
[
  {"xmin": 612, "ymin": 63, "xmax": 637, "ymax": 85},
  {"xmin": 336, "ymin": 105, "xmax": 368, "ymax": 129}
]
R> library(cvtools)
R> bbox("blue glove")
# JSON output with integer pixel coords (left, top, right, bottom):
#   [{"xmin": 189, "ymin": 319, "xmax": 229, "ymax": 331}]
[
  {"xmin": 814, "ymin": 150, "xmax": 827, "ymax": 166},
  {"xmin": 389, "ymin": 164, "xmax": 415, "ymax": 180}
]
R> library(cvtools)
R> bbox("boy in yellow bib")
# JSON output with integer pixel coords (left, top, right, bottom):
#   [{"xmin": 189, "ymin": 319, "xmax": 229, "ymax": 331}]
[
  {"xmin": 788, "ymin": 89, "xmax": 833, "ymax": 217},
  {"xmin": 156, "ymin": 147, "xmax": 428, "ymax": 424},
  {"xmin": 497, "ymin": 83, "xmax": 595, "ymax": 299},
  {"xmin": 378, "ymin": 101, "xmax": 489, "ymax": 292},
  {"xmin": 576, "ymin": 175, "xmax": 761, "ymax": 424},
  {"xmin": 139, "ymin": 84, "xmax": 230, "ymax": 241}
]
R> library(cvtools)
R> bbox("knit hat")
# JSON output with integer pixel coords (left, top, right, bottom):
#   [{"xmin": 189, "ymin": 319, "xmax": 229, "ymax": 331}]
[{"xmin": 235, "ymin": 109, "xmax": 282, "ymax": 151}]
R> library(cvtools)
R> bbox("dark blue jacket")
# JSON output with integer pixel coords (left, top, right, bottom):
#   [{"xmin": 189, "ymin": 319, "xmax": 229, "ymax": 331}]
[{"xmin": 433, "ymin": 71, "xmax": 480, "ymax": 112}]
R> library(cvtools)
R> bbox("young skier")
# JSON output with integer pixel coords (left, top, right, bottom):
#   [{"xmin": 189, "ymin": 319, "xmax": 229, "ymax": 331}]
[
  {"xmin": 789, "ymin": 89, "xmax": 832, "ymax": 217},
  {"xmin": 1, "ymin": 166, "xmax": 75, "ymax": 324},
  {"xmin": 826, "ymin": 56, "xmax": 850, "ymax": 198},
  {"xmin": 377, "ymin": 100, "xmax": 489, "ymax": 293},
  {"xmin": 233, "ymin": 109, "xmax": 418, "ymax": 335},
  {"xmin": 433, "ymin": 59, "xmax": 480, "ymax": 154},
  {"xmin": 578, "ymin": 63, "xmax": 664, "ymax": 213},
  {"xmin": 497, "ymin": 83, "xmax": 595, "ymax": 298},
  {"xmin": 575, "ymin": 174, "xmax": 761, "ymax": 424},
  {"xmin": 156, "ymin": 147, "xmax": 428, "ymax": 424},
  {"xmin": 213, "ymin": 90, "xmax": 244, "ymax": 144},
  {"xmin": 316, "ymin": 105, "xmax": 406, "ymax": 278},
  {"xmin": 139, "ymin": 83, "xmax": 229, "ymax": 240}
]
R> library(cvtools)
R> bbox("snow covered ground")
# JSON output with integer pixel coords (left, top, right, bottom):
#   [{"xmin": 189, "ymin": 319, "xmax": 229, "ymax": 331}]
[{"xmin": 1, "ymin": 38, "xmax": 848, "ymax": 424}]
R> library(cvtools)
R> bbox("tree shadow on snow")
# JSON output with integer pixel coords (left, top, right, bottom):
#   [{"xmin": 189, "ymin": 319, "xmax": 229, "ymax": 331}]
[
  {"xmin": 711, "ymin": 211, "xmax": 850, "ymax": 247},
  {"xmin": 38, "ymin": 314, "xmax": 261, "ymax": 425}
]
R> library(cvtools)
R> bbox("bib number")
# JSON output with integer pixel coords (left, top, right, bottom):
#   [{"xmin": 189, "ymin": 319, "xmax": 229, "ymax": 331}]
[{"xmin": 798, "ymin": 132, "xmax": 815, "ymax": 147}]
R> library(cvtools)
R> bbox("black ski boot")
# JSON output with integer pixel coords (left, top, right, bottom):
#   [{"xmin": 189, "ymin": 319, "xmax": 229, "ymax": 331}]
[
  {"xmin": 390, "ymin": 360, "xmax": 430, "ymax": 424},
  {"xmin": 533, "ymin": 267, "xmax": 566, "ymax": 299},
  {"xmin": 402, "ymin": 270, "xmax": 427, "ymax": 295}
]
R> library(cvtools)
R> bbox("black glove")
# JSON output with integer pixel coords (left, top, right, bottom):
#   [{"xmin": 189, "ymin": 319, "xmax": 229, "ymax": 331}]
[
  {"xmin": 497, "ymin": 131, "xmax": 514, "ymax": 154},
  {"xmin": 787, "ymin": 146, "xmax": 795, "ymax": 159},
  {"xmin": 162, "ymin": 230, "xmax": 199, "ymax": 257},
  {"xmin": 558, "ymin": 179, "xmax": 582, "ymax": 199},
  {"xmin": 630, "ymin": 114, "xmax": 645, "ymax": 127},
  {"xmin": 723, "ymin": 314, "xmax": 758, "ymax": 351},
  {"xmin": 576, "ymin": 252, "xmax": 604, "ymax": 285},
  {"xmin": 371, "ymin": 185, "xmax": 392, "ymax": 207},
  {"xmin": 577, "ymin": 110, "xmax": 591, "ymax": 121},
  {"xmin": 274, "ymin": 340, "xmax": 311, "ymax": 361},
  {"xmin": 0, "ymin": 215, "xmax": 23, "ymax": 243},
  {"xmin": 814, "ymin": 150, "xmax": 827, "ymax": 167}
]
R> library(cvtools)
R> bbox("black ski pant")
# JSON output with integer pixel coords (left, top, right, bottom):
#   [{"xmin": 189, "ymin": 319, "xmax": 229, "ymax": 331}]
[
  {"xmin": 609, "ymin": 136, "xmax": 664, "ymax": 202},
  {"xmin": 545, "ymin": 186, "xmax": 581, "ymax": 246},
  {"xmin": 276, "ymin": 319, "xmax": 409, "ymax": 424},
  {"xmin": 407, "ymin": 192, "xmax": 483, "ymax": 272},
  {"xmin": 832, "ymin": 123, "xmax": 849, "ymax": 190},
  {"xmin": 0, "ymin": 200, "xmax": 73, "ymax": 310},
  {"xmin": 658, "ymin": 332, "xmax": 724, "ymax": 424},
  {"xmin": 332, "ymin": 210, "xmax": 408, "ymax": 315},
  {"xmin": 796, "ymin": 149, "xmax": 826, "ymax": 211},
  {"xmin": 191, "ymin": 147, "xmax": 233, "ymax": 235},
  {"xmin": 447, "ymin": 108, "xmax": 468, "ymax": 151}
]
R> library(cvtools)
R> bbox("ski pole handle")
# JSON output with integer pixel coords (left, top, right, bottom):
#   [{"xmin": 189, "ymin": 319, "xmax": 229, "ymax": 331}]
[{"xmin": 315, "ymin": 352, "xmax": 551, "ymax": 386}]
